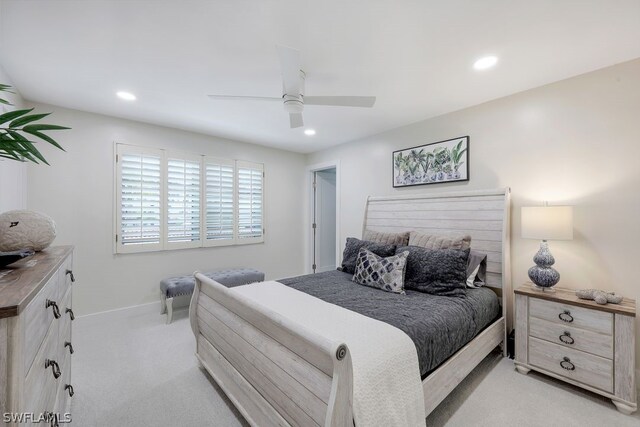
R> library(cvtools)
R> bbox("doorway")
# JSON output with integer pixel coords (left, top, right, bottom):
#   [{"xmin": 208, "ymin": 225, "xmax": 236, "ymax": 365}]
[{"xmin": 310, "ymin": 165, "xmax": 338, "ymax": 273}]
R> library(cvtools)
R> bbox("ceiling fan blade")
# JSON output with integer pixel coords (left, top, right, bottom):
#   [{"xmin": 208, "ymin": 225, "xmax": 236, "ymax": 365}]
[
  {"xmin": 304, "ymin": 96, "xmax": 376, "ymax": 108},
  {"xmin": 289, "ymin": 112, "xmax": 304, "ymax": 128},
  {"xmin": 207, "ymin": 95, "xmax": 281, "ymax": 102},
  {"xmin": 277, "ymin": 45, "xmax": 302, "ymax": 95}
]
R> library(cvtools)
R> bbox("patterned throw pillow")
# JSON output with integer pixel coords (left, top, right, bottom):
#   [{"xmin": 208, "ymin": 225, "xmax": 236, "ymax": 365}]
[{"xmin": 352, "ymin": 248, "xmax": 409, "ymax": 294}]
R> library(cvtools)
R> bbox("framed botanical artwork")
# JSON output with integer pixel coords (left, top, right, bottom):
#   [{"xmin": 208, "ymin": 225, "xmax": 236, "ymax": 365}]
[{"xmin": 393, "ymin": 136, "xmax": 469, "ymax": 188}]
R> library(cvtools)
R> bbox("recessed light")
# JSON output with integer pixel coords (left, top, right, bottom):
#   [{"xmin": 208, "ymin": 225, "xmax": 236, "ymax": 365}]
[
  {"xmin": 116, "ymin": 91, "xmax": 136, "ymax": 101},
  {"xmin": 473, "ymin": 56, "xmax": 498, "ymax": 70},
  {"xmin": 304, "ymin": 129, "xmax": 316, "ymax": 136}
]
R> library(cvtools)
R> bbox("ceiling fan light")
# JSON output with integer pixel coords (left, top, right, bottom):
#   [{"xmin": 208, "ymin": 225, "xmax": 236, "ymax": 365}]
[
  {"xmin": 473, "ymin": 56, "xmax": 498, "ymax": 70},
  {"xmin": 116, "ymin": 91, "xmax": 136, "ymax": 101}
]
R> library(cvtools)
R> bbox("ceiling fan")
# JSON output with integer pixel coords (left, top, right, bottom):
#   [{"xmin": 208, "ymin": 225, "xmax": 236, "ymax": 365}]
[{"xmin": 207, "ymin": 45, "xmax": 376, "ymax": 129}]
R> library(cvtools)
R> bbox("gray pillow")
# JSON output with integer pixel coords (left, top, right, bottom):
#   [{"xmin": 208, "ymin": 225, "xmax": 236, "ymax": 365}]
[
  {"xmin": 466, "ymin": 250, "xmax": 487, "ymax": 288},
  {"xmin": 398, "ymin": 245, "xmax": 470, "ymax": 296},
  {"xmin": 339, "ymin": 237, "xmax": 397, "ymax": 274},
  {"xmin": 353, "ymin": 248, "xmax": 409, "ymax": 294},
  {"xmin": 408, "ymin": 231, "xmax": 471, "ymax": 250},
  {"xmin": 363, "ymin": 229, "xmax": 410, "ymax": 246}
]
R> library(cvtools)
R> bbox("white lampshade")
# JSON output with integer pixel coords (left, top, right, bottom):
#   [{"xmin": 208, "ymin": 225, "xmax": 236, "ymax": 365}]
[{"xmin": 521, "ymin": 206, "xmax": 573, "ymax": 240}]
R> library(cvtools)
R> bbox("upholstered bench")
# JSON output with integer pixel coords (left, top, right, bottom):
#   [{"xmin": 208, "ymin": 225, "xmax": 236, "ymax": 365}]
[{"xmin": 160, "ymin": 268, "xmax": 265, "ymax": 324}]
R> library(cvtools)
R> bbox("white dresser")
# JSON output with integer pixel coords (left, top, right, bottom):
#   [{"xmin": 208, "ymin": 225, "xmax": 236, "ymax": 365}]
[
  {"xmin": 514, "ymin": 285, "xmax": 636, "ymax": 414},
  {"xmin": 0, "ymin": 246, "xmax": 75, "ymax": 426}
]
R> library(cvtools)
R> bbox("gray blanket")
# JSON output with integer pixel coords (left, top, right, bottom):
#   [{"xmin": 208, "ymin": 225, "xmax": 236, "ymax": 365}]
[{"xmin": 279, "ymin": 270, "xmax": 500, "ymax": 377}]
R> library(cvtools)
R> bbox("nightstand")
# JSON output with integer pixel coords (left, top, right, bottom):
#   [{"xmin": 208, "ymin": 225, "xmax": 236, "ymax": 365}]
[{"xmin": 514, "ymin": 284, "xmax": 637, "ymax": 414}]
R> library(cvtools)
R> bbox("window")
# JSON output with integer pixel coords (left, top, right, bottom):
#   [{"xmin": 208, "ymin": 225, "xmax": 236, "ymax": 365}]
[
  {"xmin": 204, "ymin": 157, "xmax": 235, "ymax": 246},
  {"xmin": 166, "ymin": 154, "xmax": 201, "ymax": 249},
  {"xmin": 116, "ymin": 146, "xmax": 163, "ymax": 253},
  {"xmin": 115, "ymin": 144, "xmax": 264, "ymax": 253},
  {"xmin": 236, "ymin": 161, "xmax": 264, "ymax": 243}
]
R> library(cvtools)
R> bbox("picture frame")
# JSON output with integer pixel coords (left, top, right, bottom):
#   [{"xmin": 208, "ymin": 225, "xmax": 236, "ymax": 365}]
[{"xmin": 393, "ymin": 136, "xmax": 469, "ymax": 188}]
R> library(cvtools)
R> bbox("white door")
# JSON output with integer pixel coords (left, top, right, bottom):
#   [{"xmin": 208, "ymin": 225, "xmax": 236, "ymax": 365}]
[{"xmin": 313, "ymin": 169, "xmax": 337, "ymax": 273}]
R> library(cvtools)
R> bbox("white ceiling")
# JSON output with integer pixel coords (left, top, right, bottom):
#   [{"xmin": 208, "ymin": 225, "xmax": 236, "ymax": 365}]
[{"xmin": 1, "ymin": 1, "xmax": 639, "ymax": 153}]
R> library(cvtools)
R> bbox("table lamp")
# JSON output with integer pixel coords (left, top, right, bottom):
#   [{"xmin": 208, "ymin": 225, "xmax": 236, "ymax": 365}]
[{"xmin": 521, "ymin": 205, "xmax": 573, "ymax": 291}]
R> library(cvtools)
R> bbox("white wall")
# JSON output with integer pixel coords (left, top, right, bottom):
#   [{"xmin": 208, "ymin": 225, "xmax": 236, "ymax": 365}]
[
  {"xmin": 0, "ymin": 64, "xmax": 27, "ymax": 212},
  {"xmin": 26, "ymin": 104, "xmax": 307, "ymax": 316},
  {"xmin": 307, "ymin": 58, "xmax": 640, "ymax": 368}
]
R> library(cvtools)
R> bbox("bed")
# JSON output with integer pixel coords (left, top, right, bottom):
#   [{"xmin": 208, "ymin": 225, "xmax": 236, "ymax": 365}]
[{"xmin": 189, "ymin": 188, "xmax": 512, "ymax": 426}]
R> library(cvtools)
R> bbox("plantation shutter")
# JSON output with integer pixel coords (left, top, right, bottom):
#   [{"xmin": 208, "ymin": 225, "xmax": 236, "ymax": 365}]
[
  {"xmin": 236, "ymin": 161, "xmax": 264, "ymax": 243},
  {"xmin": 203, "ymin": 157, "xmax": 235, "ymax": 246},
  {"xmin": 116, "ymin": 145, "xmax": 164, "ymax": 253},
  {"xmin": 166, "ymin": 154, "xmax": 201, "ymax": 248}
]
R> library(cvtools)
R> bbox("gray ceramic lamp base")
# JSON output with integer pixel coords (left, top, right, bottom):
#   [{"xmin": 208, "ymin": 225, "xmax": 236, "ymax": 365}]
[{"xmin": 528, "ymin": 240, "xmax": 560, "ymax": 291}]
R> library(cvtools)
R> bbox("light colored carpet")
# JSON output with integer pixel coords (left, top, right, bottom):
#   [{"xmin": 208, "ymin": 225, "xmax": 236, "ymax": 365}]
[{"xmin": 72, "ymin": 306, "xmax": 639, "ymax": 426}]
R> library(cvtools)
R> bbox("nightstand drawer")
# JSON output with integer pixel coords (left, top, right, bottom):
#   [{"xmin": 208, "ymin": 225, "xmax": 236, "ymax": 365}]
[
  {"xmin": 529, "ymin": 316, "xmax": 613, "ymax": 359},
  {"xmin": 529, "ymin": 298, "xmax": 612, "ymax": 335},
  {"xmin": 529, "ymin": 336, "xmax": 613, "ymax": 393}
]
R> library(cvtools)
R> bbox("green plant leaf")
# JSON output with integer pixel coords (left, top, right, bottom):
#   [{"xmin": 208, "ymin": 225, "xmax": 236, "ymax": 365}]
[
  {"xmin": 22, "ymin": 124, "xmax": 70, "ymax": 132},
  {"xmin": 9, "ymin": 113, "xmax": 51, "ymax": 128},
  {"xmin": 6, "ymin": 130, "xmax": 49, "ymax": 165},
  {"xmin": 0, "ymin": 153, "xmax": 24, "ymax": 161},
  {"xmin": 0, "ymin": 98, "xmax": 12, "ymax": 106},
  {"xmin": 19, "ymin": 128, "xmax": 65, "ymax": 151},
  {"xmin": 456, "ymin": 147, "xmax": 467, "ymax": 163},
  {"xmin": 0, "ymin": 108, "xmax": 33, "ymax": 125}
]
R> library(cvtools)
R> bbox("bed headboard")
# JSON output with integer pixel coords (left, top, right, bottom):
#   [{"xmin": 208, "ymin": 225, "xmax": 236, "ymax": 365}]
[{"xmin": 362, "ymin": 188, "xmax": 512, "ymax": 332}]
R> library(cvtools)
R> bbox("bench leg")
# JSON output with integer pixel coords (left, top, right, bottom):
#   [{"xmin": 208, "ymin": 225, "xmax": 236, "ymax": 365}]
[
  {"xmin": 160, "ymin": 292, "xmax": 167, "ymax": 315},
  {"xmin": 166, "ymin": 297, "xmax": 174, "ymax": 324}
]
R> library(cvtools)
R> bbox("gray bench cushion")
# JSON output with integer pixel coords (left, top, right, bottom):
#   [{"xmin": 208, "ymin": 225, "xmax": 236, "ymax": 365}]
[{"xmin": 160, "ymin": 268, "xmax": 265, "ymax": 298}]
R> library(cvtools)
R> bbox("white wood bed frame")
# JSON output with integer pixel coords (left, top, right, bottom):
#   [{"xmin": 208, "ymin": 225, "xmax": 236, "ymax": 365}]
[{"xmin": 190, "ymin": 188, "xmax": 511, "ymax": 426}]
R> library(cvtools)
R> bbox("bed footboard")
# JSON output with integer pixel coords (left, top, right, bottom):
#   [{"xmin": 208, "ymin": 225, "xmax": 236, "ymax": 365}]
[{"xmin": 190, "ymin": 273, "xmax": 353, "ymax": 427}]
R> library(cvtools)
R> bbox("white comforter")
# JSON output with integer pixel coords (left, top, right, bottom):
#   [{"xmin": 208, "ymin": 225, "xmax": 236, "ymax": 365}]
[{"xmin": 232, "ymin": 281, "xmax": 425, "ymax": 427}]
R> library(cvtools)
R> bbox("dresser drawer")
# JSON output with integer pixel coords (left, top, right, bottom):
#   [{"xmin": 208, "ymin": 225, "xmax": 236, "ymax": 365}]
[
  {"xmin": 57, "ymin": 287, "xmax": 73, "ymax": 363},
  {"xmin": 529, "ymin": 316, "xmax": 613, "ymax": 359},
  {"xmin": 529, "ymin": 298, "xmax": 613, "ymax": 335},
  {"xmin": 23, "ymin": 274, "xmax": 60, "ymax": 374},
  {"xmin": 529, "ymin": 336, "xmax": 613, "ymax": 393},
  {"xmin": 55, "ymin": 350, "xmax": 72, "ymax": 418},
  {"xmin": 23, "ymin": 321, "xmax": 60, "ymax": 416}
]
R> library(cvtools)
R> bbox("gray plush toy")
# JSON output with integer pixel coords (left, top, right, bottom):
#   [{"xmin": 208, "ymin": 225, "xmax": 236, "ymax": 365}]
[{"xmin": 576, "ymin": 289, "xmax": 624, "ymax": 305}]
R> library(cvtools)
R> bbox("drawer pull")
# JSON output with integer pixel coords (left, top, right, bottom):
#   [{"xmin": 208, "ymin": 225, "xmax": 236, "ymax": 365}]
[
  {"xmin": 66, "ymin": 269, "xmax": 75, "ymax": 283},
  {"xmin": 65, "ymin": 341, "xmax": 74, "ymax": 354},
  {"xmin": 66, "ymin": 307, "xmax": 75, "ymax": 321},
  {"xmin": 45, "ymin": 359, "xmax": 61, "ymax": 378},
  {"xmin": 46, "ymin": 299, "xmax": 61, "ymax": 319},
  {"xmin": 559, "ymin": 331, "xmax": 575, "ymax": 345},
  {"xmin": 65, "ymin": 384, "xmax": 75, "ymax": 397},
  {"xmin": 560, "ymin": 357, "xmax": 575, "ymax": 371},
  {"xmin": 558, "ymin": 310, "xmax": 573, "ymax": 323}
]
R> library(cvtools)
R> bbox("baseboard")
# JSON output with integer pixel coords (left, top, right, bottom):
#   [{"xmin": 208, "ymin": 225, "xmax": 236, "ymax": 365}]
[{"xmin": 77, "ymin": 300, "xmax": 161, "ymax": 319}]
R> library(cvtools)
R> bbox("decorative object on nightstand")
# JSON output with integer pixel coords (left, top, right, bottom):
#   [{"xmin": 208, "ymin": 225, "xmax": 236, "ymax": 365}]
[
  {"xmin": 521, "ymin": 205, "xmax": 573, "ymax": 291},
  {"xmin": 576, "ymin": 289, "xmax": 624, "ymax": 305},
  {"xmin": 514, "ymin": 285, "xmax": 636, "ymax": 414}
]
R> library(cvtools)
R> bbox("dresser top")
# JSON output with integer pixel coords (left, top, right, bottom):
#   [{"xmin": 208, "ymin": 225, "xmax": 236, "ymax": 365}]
[
  {"xmin": 0, "ymin": 246, "xmax": 73, "ymax": 319},
  {"xmin": 515, "ymin": 284, "xmax": 636, "ymax": 317}
]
